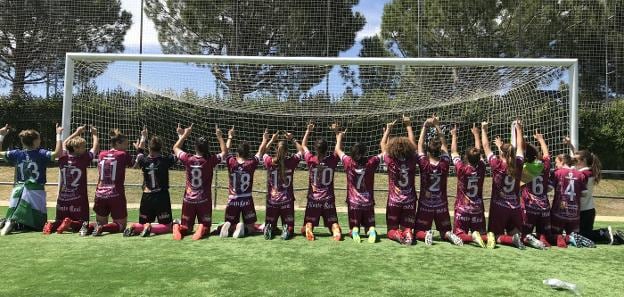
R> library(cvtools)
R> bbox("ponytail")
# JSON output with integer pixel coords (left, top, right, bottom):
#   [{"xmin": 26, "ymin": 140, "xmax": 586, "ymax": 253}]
[
  {"xmin": 272, "ymin": 141, "xmax": 288, "ymax": 183},
  {"xmin": 109, "ymin": 129, "xmax": 127, "ymax": 147},
  {"xmin": 577, "ymin": 150, "xmax": 602, "ymax": 185},
  {"xmin": 501, "ymin": 143, "xmax": 515, "ymax": 176}
]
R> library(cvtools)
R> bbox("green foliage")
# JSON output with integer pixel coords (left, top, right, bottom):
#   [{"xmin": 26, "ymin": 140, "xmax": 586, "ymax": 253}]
[
  {"xmin": 0, "ymin": 0, "xmax": 132, "ymax": 96},
  {"xmin": 0, "ymin": 96, "xmax": 62, "ymax": 150},
  {"xmin": 580, "ymin": 100, "xmax": 624, "ymax": 169}
]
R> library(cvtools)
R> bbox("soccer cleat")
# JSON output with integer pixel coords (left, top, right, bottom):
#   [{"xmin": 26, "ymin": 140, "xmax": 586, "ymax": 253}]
[
  {"xmin": 219, "ymin": 222, "xmax": 231, "ymax": 238},
  {"xmin": 305, "ymin": 222, "xmax": 315, "ymax": 241},
  {"xmin": 472, "ymin": 231, "xmax": 485, "ymax": 248},
  {"xmin": 123, "ymin": 227, "xmax": 136, "ymax": 237},
  {"xmin": 0, "ymin": 219, "xmax": 16, "ymax": 236},
  {"xmin": 56, "ymin": 217, "xmax": 73, "ymax": 234},
  {"xmin": 445, "ymin": 231, "xmax": 463, "ymax": 246},
  {"xmin": 524, "ymin": 234, "xmax": 546, "ymax": 250},
  {"xmin": 614, "ymin": 230, "xmax": 624, "ymax": 245},
  {"xmin": 331, "ymin": 224, "xmax": 342, "ymax": 241},
  {"xmin": 351, "ymin": 227, "xmax": 361, "ymax": 243},
  {"xmin": 512, "ymin": 233, "xmax": 526, "ymax": 250},
  {"xmin": 367, "ymin": 228, "xmax": 377, "ymax": 243},
  {"xmin": 172, "ymin": 220, "xmax": 183, "ymax": 240},
  {"xmin": 140, "ymin": 223, "xmax": 152, "ymax": 238},
  {"xmin": 539, "ymin": 234, "xmax": 552, "ymax": 248},
  {"xmin": 556, "ymin": 235, "xmax": 568, "ymax": 248},
  {"xmin": 606, "ymin": 226, "xmax": 615, "ymax": 245},
  {"xmin": 486, "ymin": 232, "xmax": 496, "ymax": 249},
  {"xmin": 263, "ymin": 223, "xmax": 273, "ymax": 240},
  {"xmin": 569, "ymin": 232, "xmax": 595, "ymax": 248},
  {"xmin": 233, "ymin": 222, "xmax": 245, "ymax": 238},
  {"xmin": 43, "ymin": 222, "xmax": 54, "ymax": 235},
  {"xmin": 0, "ymin": 218, "xmax": 6, "ymax": 229},
  {"xmin": 424, "ymin": 230, "xmax": 433, "ymax": 246},
  {"xmin": 281, "ymin": 224, "xmax": 291, "ymax": 240},
  {"xmin": 78, "ymin": 222, "xmax": 90, "ymax": 237},
  {"xmin": 192, "ymin": 224, "xmax": 206, "ymax": 240},
  {"xmin": 91, "ymin": 222, "xmax": 103, "ymax": 237},
  {"xmin": 403, "ymin": 229, "xmax": 414, "ymax": 246}
]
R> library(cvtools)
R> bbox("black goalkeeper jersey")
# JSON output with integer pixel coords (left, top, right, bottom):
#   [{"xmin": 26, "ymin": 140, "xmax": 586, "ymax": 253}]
[{"xmin": 137, "ymin": 153, "xmax": 176, "ymax": 193}]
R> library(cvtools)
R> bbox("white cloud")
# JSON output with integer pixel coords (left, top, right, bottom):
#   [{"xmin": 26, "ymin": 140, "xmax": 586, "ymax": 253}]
[{"xmin": 122, "ymin": 0, "xmax": 161, "ymax": 50}]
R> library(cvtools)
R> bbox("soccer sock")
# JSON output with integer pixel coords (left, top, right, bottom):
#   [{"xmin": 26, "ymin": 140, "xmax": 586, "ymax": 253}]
[
  {"xmin": 70, "ymin": 220, "xmax": 83, "ymax": 232},
  {"xmin": 387, "ymin": 229, "xmax": 403, "ymax": 242},
  {"xmin": 131, "ymin": 223, "xmax": 144, "ymax": 232},
  {"xmin": 87, "ymin": 223, "xmax": 96, "ymax": 233},
  {"xmin": 481, "ymin": 235, "xmax": 489, "ymax": 242},
  {"xmin": 458, "ymin": 233, "xmax": 473, "ymax": 243},
  {"xmin": 150, "ymin": 224, "xmax": 170, "ymax": 234},
  {"xmin": 539, "ymin": 234, "xmax": 552, "ymax": 247},
  {"xmin": 416, "ymin": 230, "xmax": 427, "ymax": 240},
  {"xmin": 557, "ymin": 235, "xmax": 568, "ymax": 248},
  {"xmin": 497, "ymin": 235, "xmax": 514, "ymax": 246},
  {"xmin": 179, "ymin": 224, "xmax": 189, "ymax": 235},
  {"xmin": 101, "ymin": 222, "xmax": 122, "ymax": 233}
]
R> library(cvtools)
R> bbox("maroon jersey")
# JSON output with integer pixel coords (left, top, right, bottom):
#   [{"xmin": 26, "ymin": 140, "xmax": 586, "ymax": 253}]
[
  {"xmin": 226, "ymin": 154, "xmax": 260, "ymax": 201},
  {"xmin": 304, "ymin": 151, "xmax": 339, "ymax": 201},
  {"xmin": 384, "ymin": 153, "xmax": 418, "ymax": 204},
  {"xmin": 551, "ymin": 167, "xmax": 588, "ymax": 220},
  {"xmin": 522, "ymin": 155, "xmax": 551, "ymax": 211},
  {"xmin": 488, "ymin": 153, "xmax": 524, "ymax": 209},
  {"xmin": 341, "ymin": 153, "xmax": 381, "ymax": 208},
  {"xmin": 96, "ymin": 149, "xmax": 133, "ymax": 198},
  {"xmin": 58, "ymin": 150, "xmax": 95, "ymax": 201},
  {"xmin": 417, "ymin": 153, "xmax": 450, "ymax": 208},
  {"xmin": 178, "ymin": 151, "xmax": 222, "ymax": 202},
  {"xmin": 452, "ymin": 156, "xmax": 486, "ymax": 214},
  {"xmin": 263, "ymin": 153, "xmax": 301, "ymax": 205}
]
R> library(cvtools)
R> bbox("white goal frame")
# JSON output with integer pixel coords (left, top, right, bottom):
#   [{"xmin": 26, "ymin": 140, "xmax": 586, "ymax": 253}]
[{"xmin": 62, "ymin": 53, "xmax": 579, "ymax": 147}]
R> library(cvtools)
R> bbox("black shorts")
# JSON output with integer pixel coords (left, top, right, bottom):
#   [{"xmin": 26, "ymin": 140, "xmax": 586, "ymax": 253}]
[{"xmin": 139, "ymin": 191, "xmax": 173, "ymax": 225}]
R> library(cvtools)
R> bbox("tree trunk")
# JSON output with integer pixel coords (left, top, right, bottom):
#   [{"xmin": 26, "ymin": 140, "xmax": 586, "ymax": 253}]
[{"xmin": 10, "ymin": 34, "xmax": 26, "ymax": 99}]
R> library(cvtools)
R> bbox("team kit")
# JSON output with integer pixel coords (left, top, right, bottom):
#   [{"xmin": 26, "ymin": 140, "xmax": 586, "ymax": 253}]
[{"xmin": 0, "ymin": 115, "xmax": 621, "ymax": 249}]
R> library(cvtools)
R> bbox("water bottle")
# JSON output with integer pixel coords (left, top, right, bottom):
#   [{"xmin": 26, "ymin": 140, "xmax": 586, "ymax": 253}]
[{"xmin": 543, "ymin": 279, "xmax": 580, "ymax": 295}]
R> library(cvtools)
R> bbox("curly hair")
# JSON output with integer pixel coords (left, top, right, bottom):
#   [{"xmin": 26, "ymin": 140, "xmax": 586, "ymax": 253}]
[{"xmin": 386, "ymin": 137, "xmax": 415, "ymax": 160}]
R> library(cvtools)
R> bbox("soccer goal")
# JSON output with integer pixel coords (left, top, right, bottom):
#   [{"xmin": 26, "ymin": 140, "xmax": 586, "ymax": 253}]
[{"xmin": 62, "ymin": 53, "xmax": 579, "ymax": 160}]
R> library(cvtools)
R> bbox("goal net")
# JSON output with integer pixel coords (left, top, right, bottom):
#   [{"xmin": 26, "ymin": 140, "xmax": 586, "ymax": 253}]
[{"xmin": 64, "ymin": 54, "xmax": 578, "ymax": 166}]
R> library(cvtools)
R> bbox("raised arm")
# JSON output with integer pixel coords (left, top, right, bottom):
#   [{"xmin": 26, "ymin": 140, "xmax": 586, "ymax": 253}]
[
  {"xmin": 404, "ymin": 115, "xmax": 416, "ymax": 149},
  {"xmin": 450, "ymin": 125, "xmax": 459, "ymax": 157},
  {"xmin": 51, "ymin": 123, "xmax": 64, "ymax": 160},
  {"xmin": 173, "ymin": 123, "xmax": 192, "ymax": 156},
  {"xmin": 215, "ymin": 126, "xmax": 227, "ymax": 157},
  {"xmin": 534, "ymin": 129, "xmax": 548, "ymax": 157},
  {"xmin": 63, "ymin": 125, "xmax": 86, "ymax": 149},
  {"xmin": 470, "ymin": 123, "xmax": 481, "ymax": 151},
  {"xmin": 90, "ymin": 126, "xmax": 100, "ymax": 154},
  {"xmin": 415, "ymin": 117, "xmax": 426, "ymax": 155},
  {"xmin": 301, "ymin": 121, "xmax": 314, "ymax": 152},
  {"xmin": 432, "ymin": 115, "xmax": 448, "ymax": 154},
  {"xmin": 335, "ymin": 129, "xmax": 345, "ymax": 157},
  {"xmin": 257, "ymin": 128, "xmax": 271, "ymax": 156},
  {"xmin": 563, "ymin": 136, "xmax": 576, "ymax": 155},
  {"xmin": 380, "ymin": 120, "xmax": 395, "ymax": 154},
  {"xmin": 515, "ymin": 120, "xmax": 524, "ymax": 157},
  {"xmin": 481, "ymin": 121, "xmax": 493, "ymax": 157},
  {"xmin": 285, "ymin": 132, "xmax": 304, "ymax": 155},
  {"xmin": 0, "ymin": 124, "xmax": 8, "ymax": 159},
  {"xmin": 226, "ymin": 126, "xmax": 235, "ymax": 150}
]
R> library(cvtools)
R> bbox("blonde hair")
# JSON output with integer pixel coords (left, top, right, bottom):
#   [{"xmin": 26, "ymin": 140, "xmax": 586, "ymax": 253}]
[
  {"xmin": 18, "ymin": 129, "xmax": 40, "ymax": 147},
  {"xmin": 66, "ymin": 137, "xmax": 86, "ymax": 153}
]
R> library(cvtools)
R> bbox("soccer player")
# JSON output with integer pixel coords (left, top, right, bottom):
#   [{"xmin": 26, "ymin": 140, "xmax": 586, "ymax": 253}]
[
  {"xmin": 334, "ymin": 124, "xmax": 381, "ymax": 243},
  {"xmin": 550, "ymin": 154, "xmax": 595, "ymax": 248},
  {"xmin": 301, "ymin": 121, "xmax": 343, "ymax": 241},
  {"xmin": 410, "ymin": 115, "xmax": 462, "ymax": 246},
  {"xmin": 450, "ymin": 124, "xmax": 491, "ymax": 248},
  {"xmin": 124, "ymin": 129, "xmax": 177, "ymax": 238},
  {"xmin": 520, "ymin": 130, "xmax": 551, "ymax": 249},
  {"xmin": 564, "ymin": 138, "xmax": 618, "ymax": 244},
  {"xmin": 383, "ymin": 120, "xmax": 418, "ymax": 245},
  {"xmin": 172, "ymin": 123, "xmax": 226, "ymax": 240},
  {"xmin": 261, "ymin": 131, "xmax": 303, "ymax": 240},
  {"xmin": 0, "ymin": 124, "xmax": 63, "ymax": 235},
  {"xmin": 482, "ymin": 120, "xmax": 526, "ymax": 249},
  {"xmin": 87, "ymin": 128, "xmax": 140, "ymax": 236},
  {"xmin": 43, "ymin": 125, "xmax": 99, "ymax": 235},
  {"xmin": 220, "ymin": 127, "xmax": 270, "ymax": 238}
]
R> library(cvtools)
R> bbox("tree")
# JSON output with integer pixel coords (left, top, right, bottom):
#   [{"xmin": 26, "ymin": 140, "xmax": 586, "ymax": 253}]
[
  {"xmin": 357, "ymin": 35, "xmax": 398, "ymax": 93},
  {"xmin": 0, "ymin": 0, "xmax": 132, "ymax": 97},
  {"xmin": 144, "ymin": 0, "xmax": 365, "ymax": 100}
]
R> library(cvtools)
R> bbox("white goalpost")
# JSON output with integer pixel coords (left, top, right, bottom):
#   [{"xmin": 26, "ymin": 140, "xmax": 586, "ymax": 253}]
[{"xmin": 61, "ymin": 53, "xmax": 579, "ymax": 160}]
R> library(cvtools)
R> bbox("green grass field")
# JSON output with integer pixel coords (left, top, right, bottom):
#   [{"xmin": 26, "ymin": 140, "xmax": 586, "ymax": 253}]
[{"xmin": 1, "ymin": 207, "xmax": 624, "ymax": 296}]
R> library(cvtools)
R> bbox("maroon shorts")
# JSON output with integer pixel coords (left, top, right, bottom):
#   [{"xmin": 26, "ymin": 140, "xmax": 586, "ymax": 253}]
[
  {"xmin": 225, "ymin": 199, "xmax": 257, "ymax": 225},
  {"xmin": 550, "ymin": 215, "xmax": 579, "ymax": 235},
  {"xmin": 453, "ymin": 210, "xmax": 486, "ymax": 235},
  {"xmin": 265, "ymin": 201, "xmax": 295, "ymax": 228},
  {"xmin": 56, "ymin": 197, "xmax": 90, "ymax": 222},
  {"xmin": 386, "ymin": 200, "xmax": 416, "ymax": 230},
  {"xmin": 304, "ymin": 200, "xmax": 338, "ymax": 227},
  {"xmin": 93, "ymin": 194, "xmax": 127, "ymax": 220},
  {"xmin": 487, "ymin": 204, "xmax": 523, "ymax": 235},
  {"xmin": 181, "ymin": 199, "xmax": 212, "ymax": 228},
  {"xmin": 523, "ymin": 208, "xmax": 551, "ymax": 236},
  {"xmin": 347, "ymin": 205, "xmax": 375, "ymax": 230},
  {"xmin": 415, "ymin": 205, "xmax": 451, "ymax": 234}
]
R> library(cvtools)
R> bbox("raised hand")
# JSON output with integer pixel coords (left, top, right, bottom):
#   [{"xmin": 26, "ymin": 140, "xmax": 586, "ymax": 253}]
[
  {"xmin": 470, "ymin": 123, "xmax": 479, "ymax": 136},
  {"xmin": 262, "ymin": 128, "xmax": 270, "ymax": 142},
  {"xmin": 534, "ymin": 129, "xmax": 544, "ymax": 141},
  {"xmin": 75, "ymin": 125, "xmax": 86, "ymax": 135},
  {"xmin": 563, "ymin": 136, "xmax": 571, "ymax": 145},
  {"xmin": 90, "ymin": 125, "xmax": 97, "ymax": 135},
  {"xmin": 140, "ymin": 126, "xmax": 148, "ymax": 139},
  {"xmin": 0, "ymin": 124, "xmax": 9, "ymax": 136},
  {"xmin": 481, "ymin": 121, "xmax": 489, "ymax": 129},
  {"xmin": 306, "ymin": 120, "xmax": 315, "ymax": 132},
  {"xmin": 402, "ymin": 114, "xmax": 412, "ymax": 127},
  {"xmin": 431, "ymin": 113, "xmax": 440, "ymax": 126},
  {"xmin": 56, "ymin": 123, "xmax": 64, "ymax": 135},
  {"xmin": 285, "ymin": 132, "xmax": 294, "ymax": 140},
  {"xmin": 176, "ymin": 123, "xmax": 184, "ymax": 136},
  {"xmin": 184, "ymin": 123, "xmax": 194, "ymax": 136},
  {"xmin": 228, "ymin": 125, "xmax": 235, "ymax": 138},
  {"xmin": 494, "ymin": 136, "xmax": 503, "ymax": 148},
  {"xmin": 271, "ymin": 132, "xmax": 279, "ymax": 142},
  {"xmin": 451, "ymin": 124, "xmax": 457, "ymax": 136},
  {"xmin": 386, "ymin": 119, "xmax": 397, "ymax": 130},
  {"xmin": 215, "ymin": 125, "xmax": 223, "ymax": 138}
]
